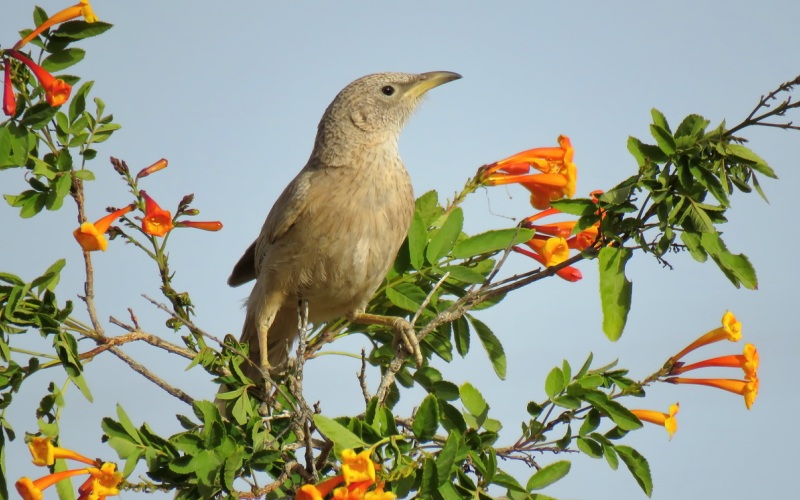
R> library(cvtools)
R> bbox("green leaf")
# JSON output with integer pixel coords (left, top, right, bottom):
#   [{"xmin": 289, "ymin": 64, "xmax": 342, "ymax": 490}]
[
  {"xmin": 598, "ymin": 247, "xmax": 633, "ymax": 341},
  {"xmin": 526, "ymin": 460, "xmax": 571, "ymax": 491},
  {"xmin": 675, "ymin": 114, "xmax": 709, "ymax": 138},
  {"xmin": 467, "ymin": 315, "xmax": 506, "ymax": 379},
  {"xmin": 549, "ymin": 198, "xmax": 596, "ymax": 216},
  {"xmin": 412, "ymin": 394, "xmax": 440, "ymax": 441},
  {"xmin": 427, "ymin": 207, "xmax": 463, "ymax": 263},
  {"xmin": 442, "ymin": 265, "xmax": 486, "ymax": 284},
  {"xmin": 41, "ymin": 48, "xmax": 86, "ymax": 72},
  {"xmin": 69, "ymin": 81, "xmax": 94, "ymax": 123},
  {"xmin": 407, "ymin": 212, "xmax": 427, "ymax": 270},
  {"xmin": 435, "ymin": 431, "xmax": 461, "ymax": 485},
  {"xmin": 72, "ymin": 169, "xmax": 95, "ymax": 181},
  {"xmin": 626, "ymin": 137, "xmax": 668, "ymax": 165},
  {"xmin": 649, "ymin": 124, "xmax": 676, "ymax": 155},
  {"xmin": 51, "ymin": 20, "xmax": 113, "ymax": 41},
  {"xmin": 452, "ymin": 228, "xmax": 535, "ymax": 259},
  {"xmin": 452, "ymin": 315, "xmax": 470, "ymax": 357},
  {"xmin": 581, "ymin": 391, "xmax": 642, "ymax": 431},
  {"xmin": 700, "ymin": 232, "xmax": 758, "ymax": 289},
  {"xmin": 544, "ymin": 367, "xmax": 565, "ymax": 399},
  {"xmin": 726, "ymin": 144, "xmax": 777, "ymax": 178},
  {"xmin": 615, "ymin": 445, "xmax": 653, "ymax": 497},
  {"xmin": 680, "ymin": 231, "xmax": 707, "ymax": 262},
  {"xmin": 576, "ymin": 437, "xmax": 603, "ymax": 458},
  {"xmin": 46, "ymin": 173, "xmax": 72, "ymax": 211},
  {"xmin": 385, "ymin": 282, "xmax": 428, "ymax": 313},
  {"xmin": 651, "ymin": 108, "xmax": 671, "ymax": 132},
  {"xmin": 459, "ymin": 382, "xmax": 489, "ymax": 422},
  {"xmin": 313, "ymin": 415, "xmax": 367, "ymax": 450},
  {"xmin": 21, "ymin": 103, "xmax": 60, "ymax": 130}
]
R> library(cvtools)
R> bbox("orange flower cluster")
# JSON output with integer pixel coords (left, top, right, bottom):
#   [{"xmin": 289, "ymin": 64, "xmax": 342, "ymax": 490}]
[
  {"xmin": 296, "ymin": 449, "xmax": 395, "ymax": 500},
  {"xmin": 73, "ymin": 159, "xmax": 223, "ymax": 251},
  {"xmin": 666, "ymin": 311, "xmax": 759, "ymax": 410},
  {"xmin": 3, "ymin": 1, "xmax": 99, "ymax": 115},
  {"xmin": 481, "ymin": 135, "xmax": 577, "ymax": 210},
  {"xmin": 481, "ymin": 136, "xmax": 602, "ymax": 282},
  {"xmin": 16, "ymin": 436, "xmax": 123, "ymax": 500}
]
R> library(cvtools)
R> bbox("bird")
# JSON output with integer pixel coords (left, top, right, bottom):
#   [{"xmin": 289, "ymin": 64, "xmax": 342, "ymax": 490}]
[{"xmin": 226, "ymin": 71, "xmax": 462, "ymax": 387}]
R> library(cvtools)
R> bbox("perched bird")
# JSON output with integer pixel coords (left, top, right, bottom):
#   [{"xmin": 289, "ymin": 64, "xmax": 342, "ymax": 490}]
[{"xmin": 227, "ymin": 71, "xmax": 461, "ymax": 384}]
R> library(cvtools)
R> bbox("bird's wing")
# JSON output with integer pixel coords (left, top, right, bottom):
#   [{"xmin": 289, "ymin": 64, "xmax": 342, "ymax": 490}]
[{"xmin": 227, "ymin": 170, "xmax": 312, "ymax": 287}]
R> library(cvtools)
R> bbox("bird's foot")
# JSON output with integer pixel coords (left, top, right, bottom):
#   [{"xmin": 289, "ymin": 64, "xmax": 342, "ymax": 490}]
[{"xmin": 390, "ymin": 317, "xmax": 423, "ymax": 367}]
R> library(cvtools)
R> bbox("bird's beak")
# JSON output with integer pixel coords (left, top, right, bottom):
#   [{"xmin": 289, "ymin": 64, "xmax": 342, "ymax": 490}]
[{"xmin": 406, "ymin": 71, "xmax": 462, "ymax": 99}]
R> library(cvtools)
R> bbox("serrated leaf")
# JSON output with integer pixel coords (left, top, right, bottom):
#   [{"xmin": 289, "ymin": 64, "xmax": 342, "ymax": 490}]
[
  {"xmin": 700, "ymin": 232, "xmax": 758, "ymax": 289},
  {"xmin": 459, "ymin": 382, "xmax": 488, "ymax": 422},
  {"xmin": 526, "ymin": 460, "xmax": 571, "ymax": 491},
  {"xmin": 51, "ymin": 20, "xmax": 113, "ymax": 41},
  {"xmin": 649, "ymin": 124, "xmax": 675, "ymax": 155},
  {"xmin": 726, "ymin": 144, "xmax": 777, "ymax": 178},
  {"xmin": 412, "ymin": 394, "xmax": 439, "ymax": 441},
  {"xmin": 435, "ymin": 431, "xmax": 461, "ymax": 485},
  {"xmin": 313, "ymin": 415, "xmax": 366, "ymax": 450},
  {"xmin": 452, "ymin": 228, "xmax": 535, "ymax": 259},
  {"xmin": 616, "ymin": 445, "xmax": 653, "ymax": 496},
  {"xmin": 675, "ymin": 114, "xmax": 709, "ymax": 138},
  {"xmin": 453, "ymin": 315, "xmax": 470, "ymax": 357},
  {"xmin": 21, "ymin": 102, "xmax": 60, "ymax": 129},
  {"xmin": 549, "ymin": 198, "xmax": 596, "ymax": 216},
  {"xmin": 576, "ymin": 437, "xmax": 603, "ymax": 458},
  {"xmin": 385, "ymin": 282, "xmax": 428, "ymax": 313},
  {"xmin": 467, "ymin": 315, "xmax": 506, "ymax": 379},
  {"xmin": 680, "ymin": 231, "xmax": 707, "ymax": 262},
  {"xmin": 442, "ymin": 265, "xmax": 486, "ymax": 284},
  {"xmin": 598, "ymin": 247, "xmax": 632, "ymax": 341},
  {"xmin": 406, "ymin": 211, "xmax": 427, "ymax": 270},
  {"xmin": 427, "ymin": 207, "xmax": 463, "ymax": 263},
  {"xmin": 41, "ymin": 48, "xmax": 86, "ymax": 72}
]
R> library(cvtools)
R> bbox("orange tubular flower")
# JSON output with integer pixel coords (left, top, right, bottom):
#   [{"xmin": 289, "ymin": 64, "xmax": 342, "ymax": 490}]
[
  {"xmin": 135, "ymin": 158, "xmax": 168, "ymax": 179},
  {"xmin": 28, "ymin": 436, "xmax": 97, "ymax": 467},
  {"xmin": 667, "ymin": 376, "xmax": 759, "ymax": 410},
  {"xmin": 512, "ymin": 246, "xmax": 583, "ymax": 282},
  {"xmin": 14, "ymin": 0, "xmax": 98, "ymax": 50},
  {"xmin": 296, "ymin": 475, "xmax": 346, "ymax": 500},
  {"xmin": 16, "ymin": 468, "xmax": 91, "ymax": 500},
  {"xmin": 524, "ymin": 236, "xmax": 570, "ymax": 267},
  {"xmin": 482, "ymin": 135, "xmax": 578, "ymax": 210},
  {"xmin": 631, "ymin": 403, "xmax": 679, "ymax": 439},
  {"xmin": 341, "ymin": 449, "xmax": 377, "ymax": 485},
  {"xmin": 5, "ymin": 50, "xmax": 71, "ymax": 106},
  {"xmin": 176, "ymin": 220, "xmax": 224, "ymax": 231},
  {"xmin": 140, "ymin": 191, "xmax": 174, "ymax": 237},
  {"xmin": 74, "ymin": 204, "xmax": 135, "ymax": 252},
  {"xmin": 670, "ymin": 343, "xmax": 759, "ymax": 379},
  {"xmin": 670, "ymin": 311, "xmax": 742, "ymax": 363},
  {"xmin": 79, "ymin": 462, "xmax": 123, "ymax": 499},
  {"xmin": 3, "ymin": 58, "xmax": 15, "ymax": 116}
]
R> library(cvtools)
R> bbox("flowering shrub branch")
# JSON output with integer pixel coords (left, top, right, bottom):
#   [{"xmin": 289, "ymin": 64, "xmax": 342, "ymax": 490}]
[{"xmin": 0, "ymin": 3, "xmax": 796, "ymax": 499}]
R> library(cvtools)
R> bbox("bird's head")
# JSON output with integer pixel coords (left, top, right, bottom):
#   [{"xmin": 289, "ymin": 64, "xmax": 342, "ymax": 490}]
[{"xmin": 313, "ymin": 71, "xmax": 461, "ymax": 165}]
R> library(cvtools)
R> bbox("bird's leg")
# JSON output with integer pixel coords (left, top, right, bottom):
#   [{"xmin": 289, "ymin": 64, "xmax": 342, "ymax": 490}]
[{"xmin": 348, "ymin": 312, "xmax": 423, "ymax": 367}]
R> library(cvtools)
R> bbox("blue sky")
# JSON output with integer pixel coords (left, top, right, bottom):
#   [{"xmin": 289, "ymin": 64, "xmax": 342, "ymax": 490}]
[{"xmin": 3, "ymin": 1, "xmax": 799, "ymax": 499}]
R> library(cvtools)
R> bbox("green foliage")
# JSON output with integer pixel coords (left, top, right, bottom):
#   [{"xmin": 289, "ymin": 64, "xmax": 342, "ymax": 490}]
[{"xmin": 1, "ymin": 6, "xmax": 795, "ymax": 499}]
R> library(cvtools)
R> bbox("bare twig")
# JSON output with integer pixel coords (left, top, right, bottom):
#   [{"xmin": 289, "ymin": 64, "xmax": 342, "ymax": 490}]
[
  {"xmin": 106, "ymin": 346, "xmax": 194, "ymax": 405},
  {"xmin": 358, "ymin": 348, "xmax": 371, "ymax": 404},
  {"xmin": 84, "ymin": 326, "xmax": 195, "ymax": 361}
]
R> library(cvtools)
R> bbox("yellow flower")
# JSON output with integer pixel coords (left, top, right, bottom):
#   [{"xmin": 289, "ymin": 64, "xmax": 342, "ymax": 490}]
[
  {"xmin": 667, "ymin": 376, "xmax": 759, "ymax": 410},
  {"xmin": 28, "ymin": 436, "xmax": 96, "ymax": 467},
  {"xmin": 84, "ymin": 462, "xmax": 123, "ymax": 497},
  {"xmin": 341, "ymin": 449, "xmax": 376, "ymax": 485},
  {"xmin": 631, "ymin": 403, "xmax": 679, "ymax": 439},
  {"xmin": 14, "ymin": 1, "xmax": 98, "ymax": 50},
  {"xmin": 365, "ymin": 483, "xmax": 396, "ymax": 500},
  {"xmin": 670, "ymin": 311, "xmax": 742, "ymax": 362},
  {"xmin": 523, "ymin": 236, "xmax": 570, "ymax": 267},
  {"xmin": 73, "ymin": 205, "xmax": 135, "ymax": 252}
]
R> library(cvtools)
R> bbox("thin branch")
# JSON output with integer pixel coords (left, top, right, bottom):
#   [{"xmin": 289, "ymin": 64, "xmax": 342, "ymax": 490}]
[{"xmin": 106, "ymin": 346, "xmax": 194, "ymax": 405}]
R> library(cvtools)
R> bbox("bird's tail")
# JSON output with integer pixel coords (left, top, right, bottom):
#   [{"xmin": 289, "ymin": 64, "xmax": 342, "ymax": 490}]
[{"xmin": 215, "ymin": 307, "xmax": 298, "ymax": 414}]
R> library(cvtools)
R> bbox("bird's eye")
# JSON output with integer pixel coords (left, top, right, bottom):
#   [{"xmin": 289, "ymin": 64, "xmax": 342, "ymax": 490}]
[{"xmin": 381, "ymin": 85, "xmax": 396, "ymax": 96}]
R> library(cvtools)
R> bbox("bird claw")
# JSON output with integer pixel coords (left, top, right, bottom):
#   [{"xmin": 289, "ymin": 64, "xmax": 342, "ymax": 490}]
[{"xmin": 391, "ymin": 317, "xmax": 423, "ymax": 367}]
